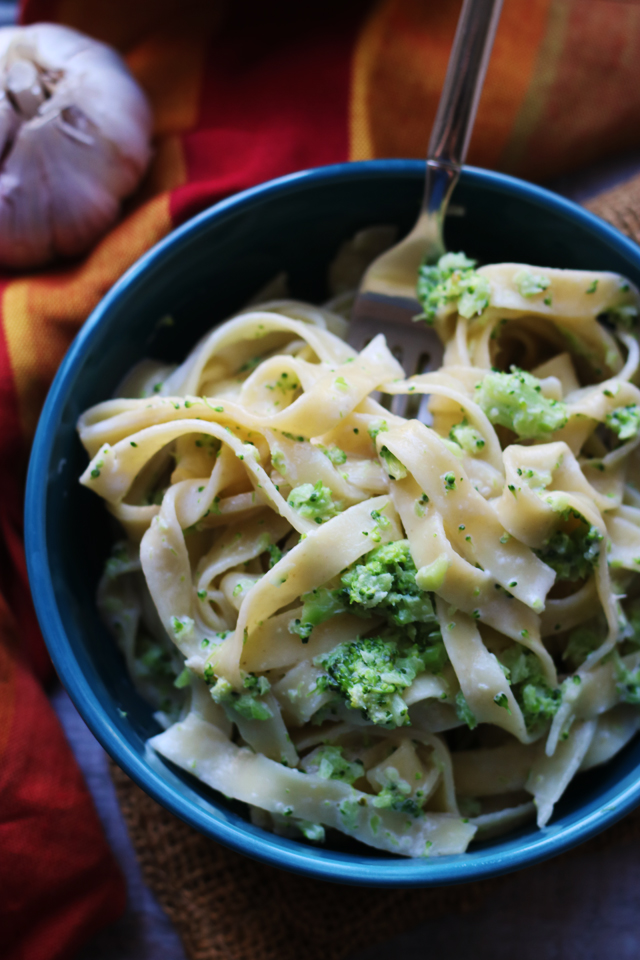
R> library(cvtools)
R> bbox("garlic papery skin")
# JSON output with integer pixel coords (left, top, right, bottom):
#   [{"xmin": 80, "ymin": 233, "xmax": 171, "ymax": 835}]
[{"xmin": 0, "ymin": 23, "xmax": 152, "ymax": 269}]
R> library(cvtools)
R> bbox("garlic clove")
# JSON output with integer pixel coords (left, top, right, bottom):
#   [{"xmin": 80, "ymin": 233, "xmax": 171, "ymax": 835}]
[
  {"xmin": 0, "ymin": 91, "xmax": 20, "ymax": 156},
  {"xmin": 0, "ymin": 139, "xmax": 54, "ymax": 266},
  {"xmin": 5, "ymin": 58, "xmax": 44, "ymax": 118},
  {"xmin": 0, "ymin": 22, "xmax": 152, "ymax": 268}
]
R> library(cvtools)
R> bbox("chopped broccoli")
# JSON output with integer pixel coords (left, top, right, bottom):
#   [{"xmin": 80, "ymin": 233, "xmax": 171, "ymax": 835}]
[
  {"xmin": 442, "ymin": 472, "xmax": 456, "ymax": 492},
  {"xmin": 208, "ymin": 673, "xmax": 273, "ymax": 721},
  {"xmin": 301, "ymin": 745, "xmax": 364, "ymax": 784},
  {"xmin": 379, "ymin": 446, "xmax": 407, "ymax": 480},
  {"xmin": 615, "ymin": 656, "xmax": 640, "ymax": 704},
  {"xmin": 455, "ymin": 691, "xmax": 478, "ymax": 729},
  {"xmin": 173, "ymin": 667, "xmax": 191, "ymax": 689},
  {"xmin": 367, "ymin": 418, "xmax": 388, "ymax": 442},
  {"xmin": 494, "ymin": 691, "xmax": 511, "ymax": 712},
  {"xmin": 498, "ymin": 645, "xmax": 561, "ymax": 731},
  {"xmin": 520, "ymin": 681, "xmax": 561, "ymax": 727},
  {"xmin": 600, "ymin": 303, "xmax": 639, "ymax": 330},
  {"xmin": 270, "ymin": 371, "xmax": 299, "ymax": 394},
  {"xmin": 620, "ymin": 601, "xmax": 640, "ymax": 655},
  {"xmin": 563, "ymin": 624, "xmax": 603, "ymax": 669},
  {"xmin": 416, "ymin": 252, "xmax": 491, "ymax": 323},
  {"xmin": 514, "ymin": 269, "xmax": 550, "ymax": 298},
  {"xmin": 499, "ymin": 644, "xmax": 533, "ymax": 684},
  {"xmin": 476, "ymin": 367, "xmax": 568, "ymax": 440},
  {"xmin": 309, "ymin": 543, "xmax": 448, "ymax": 726},
  {"xmin": 266, "ymin": 543, "xmax": 283, "ymax": 568},
  {"xmin": 289, "ymin": 587, "xmax": 348, "ymax": 641},
  {"xmin": 271, "ymin": 445, "xmax": 287, "ymax": 474},
  {"xmin": 136, "ymin": 640, "xmax": 177, "ymax": 681},
  {"xmin": 290, "ymin": 539, "xmax": 445, "ymax": 651},
  {"xmin": 104, "ymin": 542, "xmax": 139, "ymax": 579},
  {"xmin": 341, "ymin": 540, "xmax": 438, "ymax": 627},
  {"xmin": 243, "ymin": 673, "xmax": 271, "ymax": 696},
  {"xmin": 338, "ymin": 799, "xmax": 360, "ymax": 830},
  {"xmin": 606, "ymin": 404, "xmax": 640, "ymax": 442},
  {"xmin": 315, "ymin": 633, "xmax": 442, "ymax": 727},
  {"xmin": 519, "ymin": 466, "xmax": 552, "ymax": 490},
  {"xmin": 232, "ymin": 578, "xmax": 256, "ymax": 598},
  {"xmin": 298, "ymin": 821, "xmax": 325, "ymax": 842},
  {"xmin": 319, "ymin": 444, "xmax": 347, "ymax": 465},
  {"xmin": 534, "ymin": 510, "xmax": 603, "ymax": 582},
  {"xmin": 449, "ymin": 419, "xmax": 486, "ymax": 454},
  {"xmin": 371, "ymin": 767, "xmax": 421, "ymax": 817},
  {"xmin": 170, "ymin": 615, "xmax": 195, "ymax": 639},
  {"xmin": 287, "ymin": 481, "xmax": 343, "ymax": 523},
  {"xmin": 369, "ymin": 508, "xmax": 392, "ymax": 544}
]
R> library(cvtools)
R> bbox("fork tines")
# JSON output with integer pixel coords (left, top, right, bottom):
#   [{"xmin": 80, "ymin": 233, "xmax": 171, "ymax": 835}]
[{"xmin": 349, "ymin": 291, "xmax": 444, "ymax": 418}]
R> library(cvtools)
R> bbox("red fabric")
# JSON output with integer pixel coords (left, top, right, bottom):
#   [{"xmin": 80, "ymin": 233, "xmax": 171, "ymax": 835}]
[
  {"xmin": 171, "ymin": 0, "xmax": 367, "ymax": 224},
  {"xmin": 1, "ymin": 662, "xmax": 126, "ymax": 960}
]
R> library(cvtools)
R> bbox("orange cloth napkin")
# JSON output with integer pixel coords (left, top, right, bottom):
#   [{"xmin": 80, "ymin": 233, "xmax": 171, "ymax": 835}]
[{"xmin": 5, "ymin": 1, "xmax": 640, "ymax": 957}]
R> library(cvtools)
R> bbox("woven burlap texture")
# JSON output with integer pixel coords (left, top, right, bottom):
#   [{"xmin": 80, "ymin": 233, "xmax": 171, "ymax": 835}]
[{"xmin": 109, "ymin": 172, "xmax": 640, "ymax": 960}]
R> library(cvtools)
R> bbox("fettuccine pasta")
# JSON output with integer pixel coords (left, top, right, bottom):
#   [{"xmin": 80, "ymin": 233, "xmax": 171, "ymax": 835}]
[{"xmin": 78, "ymin": 249, "xmax": 640, "ymax": 857}]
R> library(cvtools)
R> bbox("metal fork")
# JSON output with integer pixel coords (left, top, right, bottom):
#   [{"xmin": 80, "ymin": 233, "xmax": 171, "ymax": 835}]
[{"xmin": 349, "ymin": 0, "xmax": 504, "ymax": 418}]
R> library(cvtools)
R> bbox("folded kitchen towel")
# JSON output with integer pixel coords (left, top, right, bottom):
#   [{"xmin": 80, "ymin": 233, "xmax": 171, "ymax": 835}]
[{"xmin": 5, "ymin": 1, "xmax": 640, "ymax": 958}]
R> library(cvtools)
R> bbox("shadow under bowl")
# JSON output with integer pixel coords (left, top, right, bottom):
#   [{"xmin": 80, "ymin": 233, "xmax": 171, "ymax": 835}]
[{"xmin": 25, "ymin": 159, "xmax": 640, "ymax": 886}]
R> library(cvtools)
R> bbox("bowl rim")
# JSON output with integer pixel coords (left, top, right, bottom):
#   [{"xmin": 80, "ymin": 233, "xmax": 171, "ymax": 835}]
[{"xmin": 25, "ymin": 158, "xmax": 640, "ymax": 886}]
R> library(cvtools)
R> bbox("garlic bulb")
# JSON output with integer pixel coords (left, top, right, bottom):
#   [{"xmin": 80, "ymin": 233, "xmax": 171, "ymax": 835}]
[{"xmin": 0, "ymin": 23, "xmax": 152, "ymax": 268}]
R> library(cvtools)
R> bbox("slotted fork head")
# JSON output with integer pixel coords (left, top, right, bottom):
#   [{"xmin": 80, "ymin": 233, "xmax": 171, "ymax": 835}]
[{"xmin": 349, "ymin": 290, "xmax": 443, "ymax": 419}]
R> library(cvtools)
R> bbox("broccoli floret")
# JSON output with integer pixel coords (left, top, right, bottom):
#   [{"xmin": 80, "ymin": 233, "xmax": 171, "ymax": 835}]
[
  {"xmin": 534, "ymin": 510, "xmax": 603, "ymax": 582},
  {"xmin": 498, "ymin": 645, "xmax": 561, "ymax": 730},
  {"xmin": 455, "ymin": 691, "xmax": 478, "ymax": 729},
  {"xmin": 311, "ymin": 542, "xmax": 448, "ymax": 725},
  {"xmin": 289, "ymin": 587, "xmax": 348, "ymax": 641},
  {"xmin": 341, "ymin": 540, "xmax": 437, "ymax": 627},
  {"xmin": 287, "ymin": 481, "xmax": 343, "ymax": 524},
  {"xmin": 290, "ymin": 540, "xmax": 445, "ymax": 648},
  {"xmin": 520, "ymin": 682, "xmax": 561, "ymax": 726},
  {"xmin": 314, "ymin": 634, "xmax": 439, "ymax": 727},
  {"xmin": 242, "ymin": 673, "xmax": 271, "ymax": 696},
  {"xmin": 514, "ymin": 269, "xmax": 550, "ymax": 298},
  {"xmin": 416, "ymin": 252, "xmax": 491, "ymax": 323},
  {"xmin": 301, "ymin": 745, "xmax": 364, "ymax": 784},
  {"xmin": 606, "ymin": 404, "xmax": 640, "ymax": 441},
  {"xmin": 476, "ymin": 367, "xmax": 568, "ymax": 440},
  {"xmin": 208, "ymin": 674, "xmax": 273, "ymax": 721},
  {"xmin": 449, "ymin": 419, "xmax": 486, "ymax": 454}
]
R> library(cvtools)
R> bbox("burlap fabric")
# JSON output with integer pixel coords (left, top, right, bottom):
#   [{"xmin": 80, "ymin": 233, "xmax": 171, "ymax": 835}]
[{"xmin": 108, "ymin": 173, "xmax": 640, "ymax": 960}]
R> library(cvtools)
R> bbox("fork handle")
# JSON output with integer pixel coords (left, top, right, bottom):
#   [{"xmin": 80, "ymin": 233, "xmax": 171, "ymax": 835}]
[{"xmin": 428, "ymin": 0, "xmax": 504, "ymax": 167}]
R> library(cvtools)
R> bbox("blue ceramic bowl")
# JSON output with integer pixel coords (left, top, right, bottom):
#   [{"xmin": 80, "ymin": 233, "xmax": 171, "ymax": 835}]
[{"xmin": 26, "ymin": 160, "xmax": 640, "ymax": 886}]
